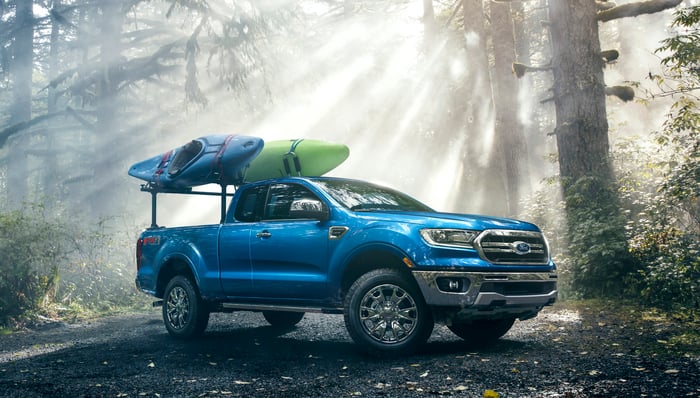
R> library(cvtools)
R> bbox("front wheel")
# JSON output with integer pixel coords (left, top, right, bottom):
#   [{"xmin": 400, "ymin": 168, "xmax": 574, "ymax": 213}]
[
  {"xmin": 344, "ymin": 269, "xmax": 434, "ymax": 355},
  {"xmin": 447, "ymin": 318, "xmax": 515, "ymax": 343},
  {"xmin": 162, "ymin": 275, "xmax": 210, "ymax": 339}
]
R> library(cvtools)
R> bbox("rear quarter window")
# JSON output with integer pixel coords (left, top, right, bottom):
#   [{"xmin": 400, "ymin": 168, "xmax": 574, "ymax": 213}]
[{"xmin": 234, "ymin": 185, "xmax": 268, "ymax": 222}]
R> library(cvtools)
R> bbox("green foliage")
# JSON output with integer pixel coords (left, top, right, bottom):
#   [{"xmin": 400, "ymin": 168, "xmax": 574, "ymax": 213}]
[
  {"xmin": 0, "ymin": 205, "xmax": 147, "ymax": 327},
  {"xmin": 57, "ymin": 218, "xmax": 148, "ymax": 314},
  {"xmin": 561, "ymin": 175, "xmax": 639, "ymax": 298},
  {"xmin": 615, "ymin": 137, "xmax": 700, "ymax": 310},
  {"xmin": 657, "ymin": 6, "xmax": 700, "ymax": 85},
  {"xmin": 520, "ymin": 174, "xmax": 639, "ymax": 299},
  {"xmin": 629, "ymin": 226, "xmax": 700, "ymax": 309},
  {"xmin": 623, "ymin": 5, "xmax": 700, "ymax": 310},
  {"xmin": 653, "ymin": 6, "xmax": 700, "ymax": 176},
  {"xmin": 520, "ymin": 181, "xmax": 573, "ymax": 297},
  {"xmin": 0, "ymin": 205, "xmax": 70, "ymax": 325}
]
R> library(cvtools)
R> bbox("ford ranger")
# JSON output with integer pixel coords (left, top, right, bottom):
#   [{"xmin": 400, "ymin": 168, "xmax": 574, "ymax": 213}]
[{"xmin": 135, "ymin": 176, "xmax": 557, "ymax": 355}]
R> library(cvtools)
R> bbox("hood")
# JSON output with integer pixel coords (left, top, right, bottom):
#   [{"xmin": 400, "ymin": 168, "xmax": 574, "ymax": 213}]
[{"xmin": 351, "ymin": 210, "xmax": 541, "ymax": 232}]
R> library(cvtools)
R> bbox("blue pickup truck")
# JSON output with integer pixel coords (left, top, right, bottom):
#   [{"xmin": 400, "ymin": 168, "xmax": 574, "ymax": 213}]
[{"xmin": 135, "ymin": 176, "xmax": 557, "ymax": 355}]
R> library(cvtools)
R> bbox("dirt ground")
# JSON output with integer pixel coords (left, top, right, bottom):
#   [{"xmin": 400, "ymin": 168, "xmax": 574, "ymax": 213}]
[{"xmin": 1, "ymin": 303, "xmax": 698, "ymax": 397}]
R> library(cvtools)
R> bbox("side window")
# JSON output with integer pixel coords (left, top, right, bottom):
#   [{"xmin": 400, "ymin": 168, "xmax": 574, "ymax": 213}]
[
  {"xmin": 264, "ymin": 184, "xmax": 323, "ymax": 220},
  {"xmin": 234, "ymin": 185, "xmax": 268, "ymax": 222}
]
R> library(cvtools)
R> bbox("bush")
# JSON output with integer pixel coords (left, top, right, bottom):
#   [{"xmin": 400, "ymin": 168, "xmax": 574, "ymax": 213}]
[
  {"xmin": 523, "ymin": 135, "xmax": 700, "ymax": 308},
  {"xmin": 629, "ymin": 227, "xmax": 700, "ymax": 309},
  {"xmin": 0, "ymin": 205, "xmax": 70, "ymax": 326},
  {"xmin": 616, "ymin": 137, "xmax": 700, "ymax": 310},
  {"xmin": 57, "ymin": 218, "xmax": 147, "ymax": 312},
  {"xmin": 0, "ymin": 205, "xmax": 147, "ymax": 327},
  {"xmin": 520, "ymin": 180, "xmax": 574, "ymax": 297}
]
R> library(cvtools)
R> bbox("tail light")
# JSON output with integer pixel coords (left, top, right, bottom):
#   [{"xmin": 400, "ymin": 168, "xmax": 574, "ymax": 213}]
[{"xmin": 136, "ymin": 238, "xmax": 143, "ymax": 270}]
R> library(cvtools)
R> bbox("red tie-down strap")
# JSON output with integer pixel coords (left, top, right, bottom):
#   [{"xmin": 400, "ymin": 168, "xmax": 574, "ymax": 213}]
[
  {"xmin": 212, "ymin": 134, "xmax": 236, "ymax": 181},
  {"xmin": 153, "ymin": 149, "xmax": 173, "ymax": 186}
]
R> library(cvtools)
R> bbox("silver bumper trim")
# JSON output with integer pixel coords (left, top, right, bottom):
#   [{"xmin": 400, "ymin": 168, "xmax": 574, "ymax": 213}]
[
  {"xmin": 412, "ymin": 270, "xmax": 557, "ymax": 307},
  {"xmin": 473, "ymin": 291, "xmax": 558, "ymax": 306}
]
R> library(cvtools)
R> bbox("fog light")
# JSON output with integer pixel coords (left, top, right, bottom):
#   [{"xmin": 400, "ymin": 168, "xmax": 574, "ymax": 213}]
[{"xmin": 436, "ymin": 277, "xmax": 470, "ymax": 293}]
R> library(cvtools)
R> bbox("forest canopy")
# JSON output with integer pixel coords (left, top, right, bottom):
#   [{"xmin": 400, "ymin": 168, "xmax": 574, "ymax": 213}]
[{"xmin": 0, "ymin": 0, "xmax": 698, "ymax": 325}]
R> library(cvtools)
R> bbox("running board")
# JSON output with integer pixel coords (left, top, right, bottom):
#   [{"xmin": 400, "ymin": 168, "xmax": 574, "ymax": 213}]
[{"xmin": 220, "ymin": 302, "xmax": 343, "ymax": 314}]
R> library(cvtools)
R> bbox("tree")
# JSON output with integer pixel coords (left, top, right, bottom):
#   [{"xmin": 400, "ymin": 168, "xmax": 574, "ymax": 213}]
[
  {"xmin": 423, "ymin": 0, "xmax": 434, "ymax": 23},
  {"xmin": 0, "ymin": 0, "xmax": 295, "ymax": 215},
  {"xmin": 455, "ymin": 0, "xmax": 503, "ymax": 215},
  {"xmin": 7, "ymin": 0, "xmax": 34, "ymax": 206},
  {"xmin": 543, "ymin": 0, "xmax": 682, "ymax": 296},
  {"xmin": 490, "ymin": 1, "xmax": 529, "ymax": 216}
]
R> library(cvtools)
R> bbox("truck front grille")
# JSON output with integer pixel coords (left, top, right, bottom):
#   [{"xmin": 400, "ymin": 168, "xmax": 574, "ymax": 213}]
[{"xmin": 475, "ymin": 230, "xmax": 549, "ymax": 265}]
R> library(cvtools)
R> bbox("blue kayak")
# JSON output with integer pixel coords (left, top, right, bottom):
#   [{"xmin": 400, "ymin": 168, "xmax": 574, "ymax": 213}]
[{"xmin": 128, "ymin": 135, "xmax": 264, "ymax": 189}]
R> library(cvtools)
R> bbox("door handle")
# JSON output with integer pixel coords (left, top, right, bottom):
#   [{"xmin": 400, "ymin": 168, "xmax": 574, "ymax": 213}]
[{"xmin": 256, "ymin": 231, "xmax": 272, "ymax": 238}]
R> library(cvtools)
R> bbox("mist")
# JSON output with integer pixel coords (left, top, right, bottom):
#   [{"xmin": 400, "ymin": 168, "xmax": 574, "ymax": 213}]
[
  {"xmin": 142, "ymin": 1, "xmax": 468, "ymax": 227},
  {"xmin": 0, "ymin": 0, "xmax": 688, "ymax": 229}
]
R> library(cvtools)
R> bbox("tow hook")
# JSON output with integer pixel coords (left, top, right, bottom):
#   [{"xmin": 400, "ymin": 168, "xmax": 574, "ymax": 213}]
[{"xmin": 153, "ymin": 300, "xmax": 163, "ymax": 307}]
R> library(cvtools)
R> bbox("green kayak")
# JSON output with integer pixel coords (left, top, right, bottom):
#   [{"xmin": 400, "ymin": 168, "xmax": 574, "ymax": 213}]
[{"xmin": 244, "ymin": 139, "xmax": 349, "ymax": 182}]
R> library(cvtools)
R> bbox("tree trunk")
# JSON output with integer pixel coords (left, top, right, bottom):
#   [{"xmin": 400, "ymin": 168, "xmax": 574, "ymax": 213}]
[
  {"xmin": 423, "ymin": 0, "xmax": 434, "ymax": 21},
  {"xmin": 422, "ymin": 0, "xmax": 436, "ymax": 38},
  {"xmin": 44, "ymin": 0, "xmax": 62, "ymax": 201},
  {"xmin": 458, "ymin": 0, "xmax": 503, "ymax": 215},
  {"xmin": 550, "ymin": 1, "xmax": 610, "ymax": 181},
  {"xmin": 548, "ymin": 0, "xmax": 636, "ymax": 296},
  {"xmin": 96, "ymin": 0, "xmax": 122, "ymax": 136},
  {"xmin": 7, "ymin": 0, "xmax": 34, "ymax": 206},
  {"xmin": 88, "ymin": 0, "xmax": 124, "ymax": 215},
  {"xmin": 490, "ymin": 1, "xmax": 529, "ymax": 216}
]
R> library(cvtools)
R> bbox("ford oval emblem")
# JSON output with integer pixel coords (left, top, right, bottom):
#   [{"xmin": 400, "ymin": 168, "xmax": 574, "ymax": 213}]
[{"xmin": 513, "ymin": 241, "xmax": 531, "ymax": 255}]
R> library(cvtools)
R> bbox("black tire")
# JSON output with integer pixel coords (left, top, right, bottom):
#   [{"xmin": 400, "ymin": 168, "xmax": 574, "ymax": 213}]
[
  {"xmin": 344, "ymin": 269, "xmax": 434, "ymax": 355},
  {"xmin": 162, "ymin": 275, "xmax": 210, "ymax": 339},
  {"xmin": 447, "ymin": 318, "xmax": 515, "ymax": 343},
  {"xmin": 262, "ymin": 311, "xmax": 305, "ymax": 327}
]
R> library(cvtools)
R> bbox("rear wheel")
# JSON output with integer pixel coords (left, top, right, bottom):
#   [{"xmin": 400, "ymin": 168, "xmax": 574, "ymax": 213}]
[
  {"xmin": 344, "ymin": 269, "xmax": 434, "ymax": 355},
  {"xmin": 447, "ymin": 318, "xmax": 515, "ymax": 343},
  {"xmin": 262, "ymin": 311, "xmax": 305, "ymax": 327},
  {"xmin": 162, "ymin": 275, "xmax": 209, "ymax": 338}
]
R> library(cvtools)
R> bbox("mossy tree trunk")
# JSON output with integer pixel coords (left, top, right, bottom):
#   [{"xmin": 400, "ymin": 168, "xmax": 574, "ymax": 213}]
[{"xmin": 548, "ymin": 0, "xmax": 682, "ymax": 296}]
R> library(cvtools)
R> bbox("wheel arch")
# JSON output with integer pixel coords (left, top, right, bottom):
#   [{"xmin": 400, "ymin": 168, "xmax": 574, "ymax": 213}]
[
  {"xmin": 155, "ymin": 257, "xmax": 198, "ymax": 298},
  {"xmin": 338, "ymin": 244, "xmax": 417, "ymax": 301}
]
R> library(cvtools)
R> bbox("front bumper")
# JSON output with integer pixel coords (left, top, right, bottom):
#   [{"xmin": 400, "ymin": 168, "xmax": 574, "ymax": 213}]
[{"xmin": 412, "ymin": 270, "xmax": 557, "ymax": 321}]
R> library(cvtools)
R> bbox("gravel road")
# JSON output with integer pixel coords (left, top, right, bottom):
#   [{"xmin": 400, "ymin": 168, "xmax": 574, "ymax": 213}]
[{"xmin": 1, "ymin": 305, "xmax": 698, "ymax": 397}]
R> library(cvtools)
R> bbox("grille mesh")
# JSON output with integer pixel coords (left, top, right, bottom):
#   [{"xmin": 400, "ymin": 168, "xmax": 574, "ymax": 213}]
[{"xmin": 480, "ymin": 281, "xmax": 557, "ymax": 295}]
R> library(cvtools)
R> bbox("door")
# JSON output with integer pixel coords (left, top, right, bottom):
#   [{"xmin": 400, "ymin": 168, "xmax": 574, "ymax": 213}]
[
  {"xmin": 249, "ymin": 183, "xmax": 331, "ymax": 299},
  {"xmin": 218, "ymin": 184, "xmax": 268, "ymax": 296}
]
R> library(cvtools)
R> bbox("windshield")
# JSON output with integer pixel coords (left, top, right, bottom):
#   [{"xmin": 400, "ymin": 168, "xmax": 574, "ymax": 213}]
[{"xmin": 313, "ymin": 179, "xmax": 434, "ymax": 212}]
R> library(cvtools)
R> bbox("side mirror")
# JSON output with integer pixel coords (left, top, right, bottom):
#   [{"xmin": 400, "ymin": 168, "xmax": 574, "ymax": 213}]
[{"xmin": 289, "ymin": 198, "xmax": 329, "ymax": 221}]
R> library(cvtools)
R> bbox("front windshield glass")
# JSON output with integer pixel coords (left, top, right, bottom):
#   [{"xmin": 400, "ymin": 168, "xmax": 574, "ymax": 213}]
[{"xmin": 313, "ymin": 179, "xmax": 434, "ymax": 212}]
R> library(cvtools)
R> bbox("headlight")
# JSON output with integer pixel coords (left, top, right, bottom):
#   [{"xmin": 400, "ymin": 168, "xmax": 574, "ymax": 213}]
[{"xmin": 420, "ymin": 229, "xmax": 479, "ymax": 248}]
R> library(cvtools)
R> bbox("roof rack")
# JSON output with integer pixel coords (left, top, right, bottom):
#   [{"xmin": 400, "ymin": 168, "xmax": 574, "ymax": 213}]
[{"xmin": 140, "ymin": 183, "xmax": 236, "ymax": 229}]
